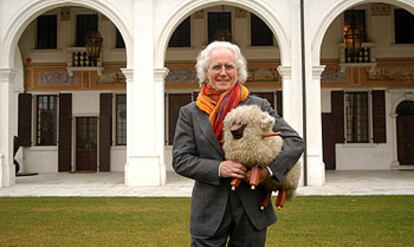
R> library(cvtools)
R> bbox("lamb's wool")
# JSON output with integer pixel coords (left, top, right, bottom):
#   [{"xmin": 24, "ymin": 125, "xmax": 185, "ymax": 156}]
[
  {"xmin": 223, "ymin": 105, "xmax": 283, "ymax": 168},
  {"xmin": 223, "ymin": 104, "xmax": 300, "ymax": 200}
]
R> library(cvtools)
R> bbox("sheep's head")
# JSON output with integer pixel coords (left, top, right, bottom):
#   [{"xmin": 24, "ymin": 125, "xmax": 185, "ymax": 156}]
[
  {"xmin": 222, "ymin": 105, "xmax": 282, "ymax": 168},
  {"xmin": 225, "ymin": 105, "xmax": 275, "ymax": 140}
]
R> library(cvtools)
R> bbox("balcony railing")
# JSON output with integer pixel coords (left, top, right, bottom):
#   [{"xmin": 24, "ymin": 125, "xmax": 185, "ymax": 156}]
[
  {"xmin": 67, "ymin": 47, "xmax": 103, "ymax": 76},
  {"xmin": 338, "ymin": 42, "xmax": 377, "ymax": 72}
]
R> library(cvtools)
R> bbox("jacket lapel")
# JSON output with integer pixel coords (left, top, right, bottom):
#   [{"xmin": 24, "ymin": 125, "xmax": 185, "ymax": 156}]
[{"xmin": 194, "ymin": 108, "xmax": 225, "ymax": 157}]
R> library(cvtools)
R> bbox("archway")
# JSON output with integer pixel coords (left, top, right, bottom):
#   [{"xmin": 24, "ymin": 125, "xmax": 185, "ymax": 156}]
[
  {"xmin": 160, "ymin": 3, "xmax": 289, "ymax": 174},
  {"xmin": 0, "ymin": 0, "xmax": 131, "ymax": 187},
  {"xmin": 317, "ymin": 1, "xmax": 414, "ymax": 172}
]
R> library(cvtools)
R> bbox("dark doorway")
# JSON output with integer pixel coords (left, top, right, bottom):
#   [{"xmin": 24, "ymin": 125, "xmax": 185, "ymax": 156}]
[
  {"xmin": 322, "ymin": 113, "xmax": 336, "ymax": 170},
  {"xmin": 396, "ymin": 100, "xmax": 414, "ymax": 165},
  {"xmin": 76, "ymin": 117, "xmax": 98, "ymax": 171}
]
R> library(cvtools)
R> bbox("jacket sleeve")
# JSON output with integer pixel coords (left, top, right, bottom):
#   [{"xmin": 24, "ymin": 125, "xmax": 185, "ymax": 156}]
[
  {"xmin": 261, "ymin": 100, "xmax": 305, "ymax": 182},
  {"xmin": 172, "ymin": 106, "xmax": 221, "ymax": 186}
]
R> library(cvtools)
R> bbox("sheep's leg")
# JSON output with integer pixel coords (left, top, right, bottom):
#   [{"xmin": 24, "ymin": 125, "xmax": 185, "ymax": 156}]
[
  {"xmin": 250, "ymin": 166, "xmax": 261, "ymax": 190},
  {"xmin": 260, "ymin": 191, "xmax": 272, "ymax": 210},
  {"xmin": 230, "ymin": 178, "xmax": 241, "ymax": 191},
  {"xmin": 276, "ymin": 189, "xmax": 286, "ymax": 210}
]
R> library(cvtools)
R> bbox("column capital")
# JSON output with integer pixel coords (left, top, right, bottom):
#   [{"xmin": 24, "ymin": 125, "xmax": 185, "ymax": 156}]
[
  {"xmin": 312, "ymin": 65, "xmax": 326, "ymax": 79},
  {"xmin": 277, "ymin": 65, "xmax": 292, "ymax": 79},
  {"xmin": 0, "ymin": 68, "xmax": 17, "ymax": 84},
  {"xmin": 154, "ymin": 67, "xmax": 169, "ymax": 82},
  {"xmin": 121, "ymin": 68, "xmax": 134, "ymax": 82}
]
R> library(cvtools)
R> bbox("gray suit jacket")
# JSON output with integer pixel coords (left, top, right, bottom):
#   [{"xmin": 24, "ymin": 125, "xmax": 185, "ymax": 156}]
[{"xmin": 172, "ymin": 95, "xmax": 304, "ymax": 237}]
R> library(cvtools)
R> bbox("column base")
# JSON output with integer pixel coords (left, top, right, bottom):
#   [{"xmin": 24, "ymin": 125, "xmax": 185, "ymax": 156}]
[
  {"xmin": 124, "ymin": 156, "xmax": 166, "ymax": 186},
  {"xmin": 306, "ymin": 155, "xmax": 325, "ymax": 186},
  {"xmin": 0, "ymin": 155, "xmax": 15, "ymax": 188}
]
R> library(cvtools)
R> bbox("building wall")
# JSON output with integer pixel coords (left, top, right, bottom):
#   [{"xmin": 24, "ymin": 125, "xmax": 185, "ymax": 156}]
[{"xmin": 0, "ymin": 0, "xmax": 414, "ymax": 187}]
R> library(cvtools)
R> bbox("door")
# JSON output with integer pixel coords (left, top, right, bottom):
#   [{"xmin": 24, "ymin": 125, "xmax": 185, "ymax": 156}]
[
  {"xmin": 322, "ymin": 113, "xmax": 336, "ymax": 170},
  {"xmin": 397, "ymin": 115, "xmax": 414, "ymax": 165},
  {"xmin": 76, "ymin": 117, "xmax": 98, "ymax": 171}
]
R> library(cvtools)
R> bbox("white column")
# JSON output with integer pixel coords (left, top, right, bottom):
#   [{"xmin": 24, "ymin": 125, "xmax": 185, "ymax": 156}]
[
  {"xmin": 154, "ymin": 68, "xmax": 169, "ymax": 185},
  {"xmin": 0, "ymin": 68, "xmax": 17, "ymax": 188},
  {"xmin": 277, "ymin": 65, "xmax": 305, "ymax": 186},
  {"xmin": 123, "ymin": 0, "xmax": 163, "ymax": 186},
  {"xmin": 306, "ymin": 65, "xmax": 326, "ymax": 186}
]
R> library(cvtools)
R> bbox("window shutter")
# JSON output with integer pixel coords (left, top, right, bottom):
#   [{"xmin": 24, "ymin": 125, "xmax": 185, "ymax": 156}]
[
  {"xmin": 331, "ymin": 91, "xmax": 344, "ymax": 143},
  {"xmin": 18, "ymin": 93, "xmax": 32, "ymax": 146},
  {"xmin": 276, "ymin": 91, "xmax": 283, "ymax": 117},
  {"xmin": 372, "ymin": 90, "xmax": 386, "ymax": 143},
  {"xmin": 100, "ymin": 93, "xmax": 113, "ymax": 172},
  {"xmin": 58, "ymin": 94, "xmax": 72, "ymax": 172}
]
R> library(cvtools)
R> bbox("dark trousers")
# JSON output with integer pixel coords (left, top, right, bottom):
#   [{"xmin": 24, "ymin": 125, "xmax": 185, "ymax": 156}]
[{"xmin": 191, "ymin": 192, "xmax": 267, "ymax": 247}]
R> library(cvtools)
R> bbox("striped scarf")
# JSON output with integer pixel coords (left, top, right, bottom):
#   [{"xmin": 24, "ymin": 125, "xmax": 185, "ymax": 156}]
[{"xmin": 196, "ymin": 82, "xmax": 249, "ymax": 141}]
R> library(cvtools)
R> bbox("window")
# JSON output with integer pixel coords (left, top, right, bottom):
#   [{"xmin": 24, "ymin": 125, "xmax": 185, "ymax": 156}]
[
  {"xmin": 250, "ymin": 14, "xmax": 273, "ymax": 46},
  {"xmin": 344, "ymin": 10, "xmax": 367, "ymax": 42},
  {"xmin": 345, "ymin": 92, "xmax": 369, "ymax": 143},
  {"xmin": 36, "ymin": 95, "xmax": 57, "ymax": 145},
  {"xmin": 208, "ymin": 12, "xmax": 232, "ymax": 43},
  {"xmin": 168, "ymin": 17, "xmax": 191, "ymax": 47},
  {"xmin": 76, "ymin": 14, "xmax": 98, "ymax": 47},
  {"xmin": 115, "ymin": 28, "xmax": 125, "ymax": 48},
  {"xmin": 394, "ymin": 9, "xmax": 414, "ymax": 44},
  {"xmin": 36, "ymin": 15, "xmax": 57, "ymax": 49},
  {"xmin": 116, "ymin": 94, "xmax": 126, "ymax": 145}
]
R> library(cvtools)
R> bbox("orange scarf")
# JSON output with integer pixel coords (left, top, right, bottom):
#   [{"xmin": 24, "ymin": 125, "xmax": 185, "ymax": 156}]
[{"xmin": 196, "ymin": 82, "xmax": 249, "ymax": 141}]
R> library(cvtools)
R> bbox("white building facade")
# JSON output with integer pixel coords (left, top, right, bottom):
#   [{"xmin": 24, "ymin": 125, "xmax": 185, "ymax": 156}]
[{"xmin": 0, "ymin": 0, "xmax": 413, "ymax": 188}]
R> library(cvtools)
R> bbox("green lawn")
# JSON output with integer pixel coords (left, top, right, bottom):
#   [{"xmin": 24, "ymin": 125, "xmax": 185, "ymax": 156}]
[{"xmin": 0, "ymin": 196, "xmax": 413, "ymax": 247}]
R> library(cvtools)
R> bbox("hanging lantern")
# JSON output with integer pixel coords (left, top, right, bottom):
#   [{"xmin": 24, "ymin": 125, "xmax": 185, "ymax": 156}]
[
  {"xmin": 85, "ymin": 30, "xmax": 103, "ymax": 66},
  {"xmin": 343, "ymin": 11, "xmax": 364, "ymax": 63}
]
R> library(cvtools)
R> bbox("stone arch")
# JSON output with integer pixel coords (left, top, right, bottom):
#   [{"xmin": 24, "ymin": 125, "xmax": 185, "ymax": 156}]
[
  {"xmin": 396, "ymin": 100, "xmax": 414, "ymax": 115},
  {"xmin": 154, "ymin": 0, "xmax": 290, "ymax": 68},
  {"xmin": 1, "ymin": 0, "xmax": 132, "ymax": 68},
  {"xmin": 311, "ymin": 0, "xmax": 414, "ymax": 64}
]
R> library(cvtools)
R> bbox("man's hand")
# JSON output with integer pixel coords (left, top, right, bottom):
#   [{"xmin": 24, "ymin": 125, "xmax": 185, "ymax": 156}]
[{"xmin": 219, "ymin": 160, "xmax": 247, "ymax": 179}]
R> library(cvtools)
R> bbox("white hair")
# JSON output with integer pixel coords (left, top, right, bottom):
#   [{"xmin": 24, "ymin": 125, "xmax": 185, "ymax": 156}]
[{"xmin": 195, "ymin": 41, "xmax": 248, "ymax": 87}]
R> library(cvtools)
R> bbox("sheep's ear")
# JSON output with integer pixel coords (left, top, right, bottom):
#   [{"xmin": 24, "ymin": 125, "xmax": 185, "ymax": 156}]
[{"xmin": 260, "ymin": 114, "xmax": 275, "ymax": 130}]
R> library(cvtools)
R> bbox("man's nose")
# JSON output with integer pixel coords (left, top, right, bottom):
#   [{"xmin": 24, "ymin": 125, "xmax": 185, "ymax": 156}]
[{"xmin": 219, "ymin": 66, "xmax": 227, "ymax": 75}]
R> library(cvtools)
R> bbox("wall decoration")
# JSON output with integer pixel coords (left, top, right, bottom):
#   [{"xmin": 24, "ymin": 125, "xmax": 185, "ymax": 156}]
[
  {"xmin": 247, "ymin": 67, "xmax": 279, "ymax": 82},
  {"xmin": 38, "ymin": 71, "xmax": 74, "ymax": 85},
  {"xmin": 371, "ymin": 3, "xmax": 391, "ymax": 16},
  {"xmin": 366, "ymin": 66, "xmax": 414, "ymax": 81},
  {"xmin": 165, "ymin": 68, "xmax": 197, "ymax": 83},
  {"xmin": 321, "ymin": 66, "xmax": 348, "ymax": 83},
  {"xmin": 96, "ymin": 70, "xmax": 126, "ymax": 84}
]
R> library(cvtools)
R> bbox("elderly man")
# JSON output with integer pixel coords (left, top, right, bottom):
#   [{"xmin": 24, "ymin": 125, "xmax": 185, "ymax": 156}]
[{"xmin": 173, "ymin": 41, "xmax": 304, "ymax": 247}]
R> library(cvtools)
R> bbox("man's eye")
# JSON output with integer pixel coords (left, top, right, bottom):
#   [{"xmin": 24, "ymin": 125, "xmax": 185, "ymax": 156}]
[
  {"xmin": 212, "ymin": 65, "xmax": 221, "ymax": 70},
  {"xmin": 225, "ymin": 65, "xmax": 234, "ymax": 70}
]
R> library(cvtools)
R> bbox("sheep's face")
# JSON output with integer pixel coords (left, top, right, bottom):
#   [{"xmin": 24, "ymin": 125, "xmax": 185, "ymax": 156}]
[{"xmin": 223, "ymin": 105, "xmax": 283, "ymax": 168}]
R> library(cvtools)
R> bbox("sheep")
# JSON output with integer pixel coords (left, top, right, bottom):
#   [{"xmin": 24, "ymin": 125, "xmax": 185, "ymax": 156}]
[{"xmin": 222, "ymin": 104, "xmax": 300, "ymax": 209}]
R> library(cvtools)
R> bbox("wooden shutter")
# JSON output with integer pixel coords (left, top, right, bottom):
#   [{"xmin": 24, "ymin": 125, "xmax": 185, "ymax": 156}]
[
  {"xmin": 276, "ymin": 91, "xmax": 283, "ymax": 117},
  {"xmin": 58, "ymin": 94, "xmax": 72, "ymax": 172},
  {"xmin": 18, "ymin": 93, "xmax": 32, "ymax": 147},
  {"xmin": 100, "ymin": 93, "xmax": 112, "ymax": 172},
  {"xmin": 331, "ymin": 91, "xmax": 344, "ymax": 143},
  {"xmin": 168, "ymin": 94, "xmax": 192, "ymax": 145},
  {"xmin": 372, "ymin": 90, "xmax": 386, "ymax": 143}
]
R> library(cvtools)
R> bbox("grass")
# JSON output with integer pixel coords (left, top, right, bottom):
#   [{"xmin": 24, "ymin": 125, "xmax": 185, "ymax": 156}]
[{"xmin": 0, "ymin": 196, "xmax": 413, "ymax": 247}]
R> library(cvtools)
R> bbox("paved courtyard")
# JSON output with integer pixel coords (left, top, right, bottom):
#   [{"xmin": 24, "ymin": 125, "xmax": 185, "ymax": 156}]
[{"xmin": 0, "ymin": 170, "xmax": 413, "ymax": 197}]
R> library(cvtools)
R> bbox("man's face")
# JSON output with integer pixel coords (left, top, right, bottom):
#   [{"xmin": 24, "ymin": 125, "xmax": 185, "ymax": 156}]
[{"xmin": 207, "ymin": 48, "xmax": 238, "ymax": 92}]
